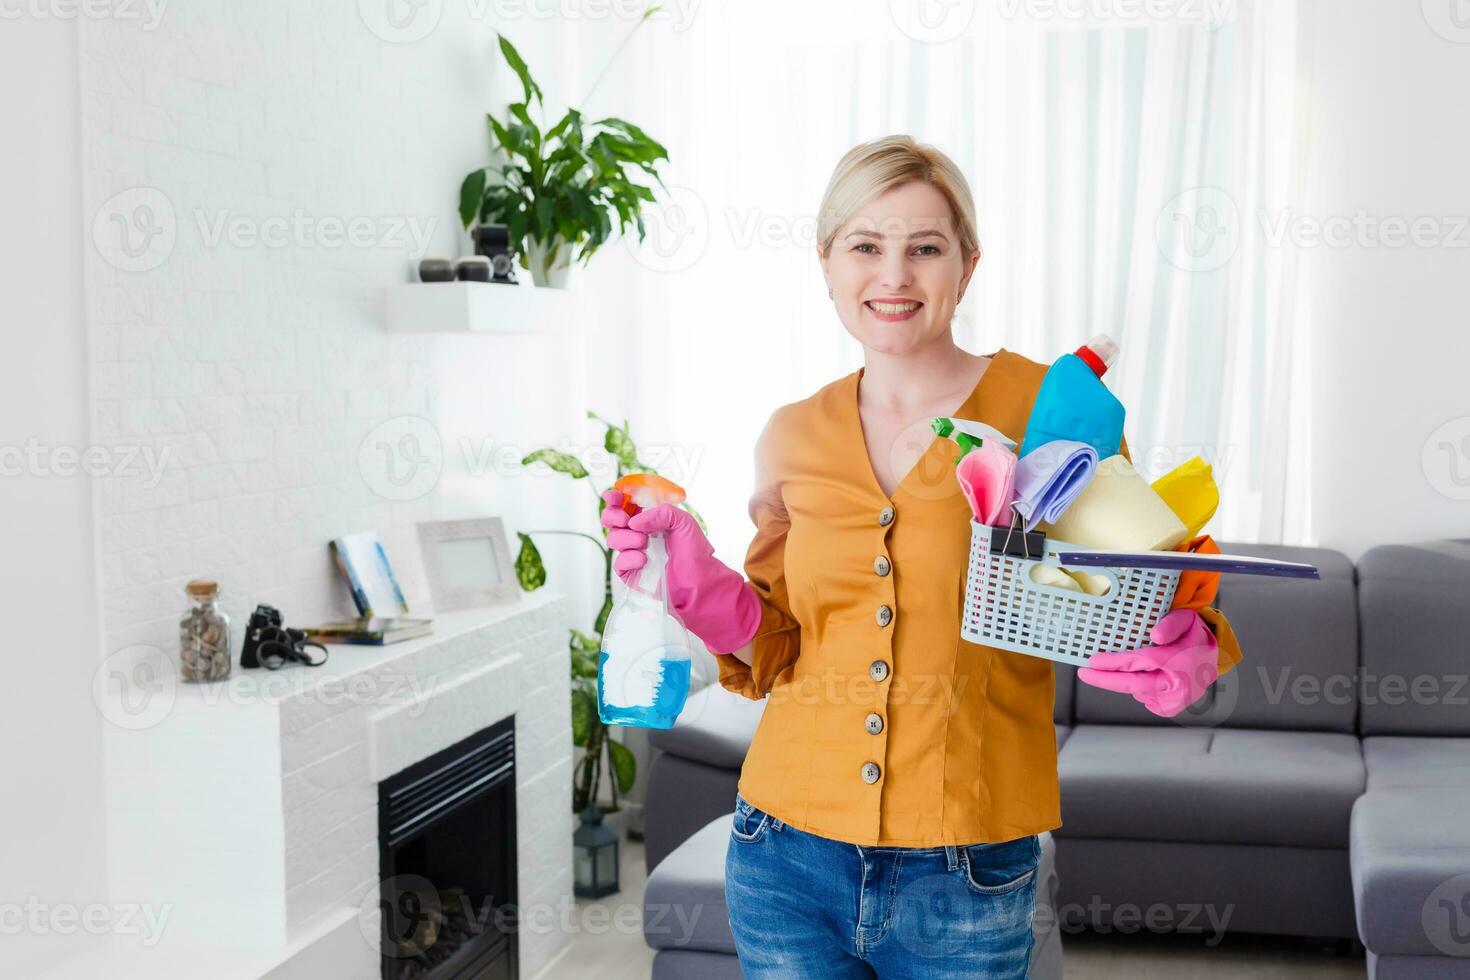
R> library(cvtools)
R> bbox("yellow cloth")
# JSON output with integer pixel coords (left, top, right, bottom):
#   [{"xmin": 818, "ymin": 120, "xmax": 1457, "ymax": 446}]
[{"xmin": 717, "ymin": 348, "xmax": 1245, "ymax": 846}]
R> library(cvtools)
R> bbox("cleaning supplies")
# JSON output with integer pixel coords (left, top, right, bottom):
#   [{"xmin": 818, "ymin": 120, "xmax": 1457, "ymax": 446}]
[
  {"xmin": 1010, "ymin": 439, "xmax": 1099, "ymax": 532},
  {"xmin": 932, "ymin": 416, "xmax": 1017, "ymax": 462},
  {"xmin": 955, "ymin": 439, "xmax": 1019, "ymax": 525},
  {"xmin": 1038, "ymin": 454, "xmax": 1189, "ymax": 552},
  {"xmin": 1151, "ymin": 457, "xmax": 1220, "ymax": 538},
  {"xmin": 598, "ymin": 475, "xmax": 696, "ymax": 729},
  {"xmin": 1019, "ymin": 335, "xmax": 1125, "ymax": 459}
]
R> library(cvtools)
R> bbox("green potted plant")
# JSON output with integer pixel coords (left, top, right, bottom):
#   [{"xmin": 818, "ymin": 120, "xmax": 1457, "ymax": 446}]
[
  {"xmin": 513, "ymin": 411, "xmax": 707, "ymax": 829},
  {"xmin": 459, "ymin": 18, "xmax": 671, "ymax": 288}
]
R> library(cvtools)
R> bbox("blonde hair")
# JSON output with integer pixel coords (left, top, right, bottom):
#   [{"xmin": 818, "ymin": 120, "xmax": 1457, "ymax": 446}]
[{"xmin": 816, "ymin": 134, "xmax": 981, "ymax": 262}]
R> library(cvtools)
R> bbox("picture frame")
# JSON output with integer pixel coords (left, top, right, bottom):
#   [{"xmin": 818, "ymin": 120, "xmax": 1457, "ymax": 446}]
[{"xmin": 416, "ymin": 517, "xmax": 521, "ymax": 613}]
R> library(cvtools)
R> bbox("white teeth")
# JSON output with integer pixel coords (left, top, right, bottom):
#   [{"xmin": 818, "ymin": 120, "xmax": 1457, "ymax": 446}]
[{"xmin": 868, "ymin": 301, "xmax": 920, "ymax": 314}]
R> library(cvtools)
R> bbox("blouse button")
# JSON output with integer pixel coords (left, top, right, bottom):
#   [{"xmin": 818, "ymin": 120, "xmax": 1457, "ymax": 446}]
[
  {"xmin": 861, "ymin": 762, "xmax": 882, "ymax": 784},
  {"xmin": 869, "ymin": 660, "xmax": 889, "ymax": 682},
  {"xmin": 873, "ymin": 555, "xmax": 891, "ymax": 577},
  {"xmin": 876, "ymin": 604, "xmax": 893, "ymax": 628},
  {"xmin": 878, "ymin": 506, "xmax": 895, "ymax": 527},
  {"xmin": 865, "ymin": 713, "xmax": 884, "ymax": 735}
]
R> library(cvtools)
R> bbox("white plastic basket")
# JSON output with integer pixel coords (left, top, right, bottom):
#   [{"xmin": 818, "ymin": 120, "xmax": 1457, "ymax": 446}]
[{"xmin": 961, "ymin": 518, "xmax": 1182, "ymax": 667}]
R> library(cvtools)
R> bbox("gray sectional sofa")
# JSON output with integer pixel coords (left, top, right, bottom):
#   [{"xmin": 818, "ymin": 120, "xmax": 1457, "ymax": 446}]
[{"xmin": 639, "ymin": 541, "xmax": 1470, "ymax": 979}]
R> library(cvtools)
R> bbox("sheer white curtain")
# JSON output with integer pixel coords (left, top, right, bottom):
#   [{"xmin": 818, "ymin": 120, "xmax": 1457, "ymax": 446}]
[{"xmin": 571, "ymin": 0, "xmax": 1309, "ymax": 567}]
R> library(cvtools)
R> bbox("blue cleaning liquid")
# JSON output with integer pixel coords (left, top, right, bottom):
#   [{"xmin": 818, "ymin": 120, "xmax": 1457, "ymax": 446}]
[{"xmin": 597, "ymin": 649, "xmax": 691, "ymax": 729}]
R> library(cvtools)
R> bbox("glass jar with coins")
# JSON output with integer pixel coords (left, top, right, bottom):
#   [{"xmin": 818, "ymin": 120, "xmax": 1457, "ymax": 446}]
[{"xmin": 179, "ymin": 579, "xmax": 231, "ymax": 683}]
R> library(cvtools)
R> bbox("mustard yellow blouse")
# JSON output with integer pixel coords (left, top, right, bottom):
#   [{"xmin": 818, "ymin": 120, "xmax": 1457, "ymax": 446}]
[{"xmin": 716, "ymin": 348, "xmax": 1243, "ymax": 847}]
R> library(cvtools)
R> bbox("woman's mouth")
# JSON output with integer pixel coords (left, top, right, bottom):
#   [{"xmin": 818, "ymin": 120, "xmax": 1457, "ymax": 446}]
[{"xmin": 864, "ymin": 299, "xmax": 924, "ymax": 322}]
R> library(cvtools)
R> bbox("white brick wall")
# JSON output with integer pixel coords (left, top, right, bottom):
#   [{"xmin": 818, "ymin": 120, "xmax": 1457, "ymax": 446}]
[{"xmin": 79, "ymin": 2, "xmax": 595, "ymax": 660}]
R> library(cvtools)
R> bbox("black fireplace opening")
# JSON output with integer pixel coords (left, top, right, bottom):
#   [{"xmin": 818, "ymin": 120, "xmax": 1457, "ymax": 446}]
[{"xmin": 378, "ymin": 714, "xmax": 518, "ymax": 980}]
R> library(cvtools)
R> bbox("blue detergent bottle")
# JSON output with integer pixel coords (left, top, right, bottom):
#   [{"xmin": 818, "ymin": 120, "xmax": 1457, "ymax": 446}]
[
  {"xmin": 1019, "ymin": 334, "xmax": 1124, "ymax": 459},
  {"xmin": 597, "ymin": 531, "xmax": 694, "ymax": 729}
]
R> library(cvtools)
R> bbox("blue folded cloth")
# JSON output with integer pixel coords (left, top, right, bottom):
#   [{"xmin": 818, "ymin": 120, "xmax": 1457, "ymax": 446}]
[{"xmin": 1011, "ymin": 440, "xmax": 1099, "ymax": 532}]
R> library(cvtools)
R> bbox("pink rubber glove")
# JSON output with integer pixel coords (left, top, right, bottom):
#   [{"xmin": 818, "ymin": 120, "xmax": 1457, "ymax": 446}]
[
  {"xmin": 1076, "ymin": 608, "xmax": 1218, "ymax": 718},
  {"xmin": 600, "ymin": 489, "xmax": 762, "ymax": 655}
]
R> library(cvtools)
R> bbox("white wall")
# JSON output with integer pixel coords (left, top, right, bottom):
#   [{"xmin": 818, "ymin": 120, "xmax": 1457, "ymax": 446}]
[
  {"xmin": 1299, "ymin": 0, "xmax": 1470, "ymax": 557},
  {"xmin": 0, "ymin": 17, "xmax": 111, "ymax": 976}
]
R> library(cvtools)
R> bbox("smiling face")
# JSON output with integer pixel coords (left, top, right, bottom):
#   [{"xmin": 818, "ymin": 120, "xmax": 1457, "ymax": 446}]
[{"xmin": 819, "ymin": 180, "xmax": 980, "ymax": 356}]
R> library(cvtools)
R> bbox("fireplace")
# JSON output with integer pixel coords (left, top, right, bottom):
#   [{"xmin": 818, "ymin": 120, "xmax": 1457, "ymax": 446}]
[{"xmin": 377, "ymin": 714, "xmax": 518, "ymax": 980}]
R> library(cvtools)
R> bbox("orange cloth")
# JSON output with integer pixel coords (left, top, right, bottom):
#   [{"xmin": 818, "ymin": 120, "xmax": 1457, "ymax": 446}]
[
  {"xmin": 717, "ymin": 349, "xmax": 1246, "ymax": 846},
  {"xmin": 1168, "ymin": 534, "xmax": 1242, "ymax": 677}
]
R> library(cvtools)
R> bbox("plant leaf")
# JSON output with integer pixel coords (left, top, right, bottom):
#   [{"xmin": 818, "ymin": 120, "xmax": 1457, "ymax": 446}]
[
  {"xmin": 515, "ymin": 532, "xmax": 547, "ymax": 590},
  {"xmin": 459, "ymin": 169, "xmax": 487, "ymax": 229},
  {"xmin": 571, "ymin": 685, "xmax": 595, "ymax": 747},
  {"xmin": 521, "ymin": 448, "xmax": 589, "ymax": 479},
  {"xmin": 606, "ymin": 736, "xmax": 637, "ymax": 794},
  {"xmin": 497, "ymin": 34, "xmax": 543, "ymax": 106}
]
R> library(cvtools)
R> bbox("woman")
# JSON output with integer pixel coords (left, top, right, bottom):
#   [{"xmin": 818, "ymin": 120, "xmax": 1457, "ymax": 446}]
[{"xmin": 601, "ymin": 135, "xmax": 1243, "ymax": 979}]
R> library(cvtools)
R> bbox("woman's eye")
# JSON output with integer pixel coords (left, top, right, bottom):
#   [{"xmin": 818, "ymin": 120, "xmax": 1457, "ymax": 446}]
[
  {"xmin": 854, "ymin": 242, "xmax": 878, "ymax": 254},
  {"xmin": 914, "ymin": 244, "xmax": 941, "ymax": 256}
]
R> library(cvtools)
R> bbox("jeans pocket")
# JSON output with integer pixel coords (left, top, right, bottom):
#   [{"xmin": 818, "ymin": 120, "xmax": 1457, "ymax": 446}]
[
  {"xmin": 960, "ymin": 833, "xmax": 1040, "ymax": 896},
  {"xmin": 731, "ymin": 793, "xmax": 772, "ymax": 844}
]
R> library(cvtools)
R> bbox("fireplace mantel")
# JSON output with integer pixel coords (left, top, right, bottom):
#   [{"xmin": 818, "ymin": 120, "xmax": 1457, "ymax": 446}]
[{"xmin": 97, "ymin": 590, "xmax": 573, "ymax": 979}]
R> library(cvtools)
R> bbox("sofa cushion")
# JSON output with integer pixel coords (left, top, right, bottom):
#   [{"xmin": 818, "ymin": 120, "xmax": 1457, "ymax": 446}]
[
  {"xmin": 648, "ymin": 682, "xmax": 766, "ymax": 769},
  {"xmin": 1055, "ymin": 723, "xmax": 1070, "ymax": 751},
  {"xmin": 1363, "ymin": 736, "xmax": 1470, "ymax": 790},
  {"xmin": 1072, "ymin": 543, "xmax": 1358, "ymax": 732},
  {"xmin": 1358, "ymin": 541, "xmax": 1470, "ymax": 737},
  {"xmin": 1058, "ymin": 725, "xmax": 1364, "ymax": 848},
  {"xmin": 644, "ymin": 813, "xmax": 736, "ymax": 954},
  {"xmin": 1351, "ymin": 788, "xmax": 1470, "ymax": 957}
]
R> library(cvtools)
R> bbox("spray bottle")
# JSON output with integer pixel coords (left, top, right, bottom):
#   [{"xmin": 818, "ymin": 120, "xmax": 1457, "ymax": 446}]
[{"xmin": 598, "ymin": 474, "xmax": 696, "ymax": 729}]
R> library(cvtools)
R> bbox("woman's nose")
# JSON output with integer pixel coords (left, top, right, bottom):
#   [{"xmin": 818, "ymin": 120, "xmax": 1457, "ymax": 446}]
[{"xmin": 878, "ymin": 253, "xmax": 913, "ymax": 290}]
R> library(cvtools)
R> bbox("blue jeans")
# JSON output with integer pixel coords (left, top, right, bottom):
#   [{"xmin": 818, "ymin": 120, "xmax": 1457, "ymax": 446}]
[{"xmin": 724, "ymin": 792, "xmax": 1040, "ymax": 978}]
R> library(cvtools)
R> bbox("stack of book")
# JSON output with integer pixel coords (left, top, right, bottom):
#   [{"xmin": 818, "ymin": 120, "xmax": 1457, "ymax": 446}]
[{"xmin": 305, "ymin": 531, "xmax": 435, "ymax": 646}]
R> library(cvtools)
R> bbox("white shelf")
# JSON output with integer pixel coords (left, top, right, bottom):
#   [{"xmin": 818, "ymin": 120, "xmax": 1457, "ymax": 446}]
[{"xmin": 383, "ymin": 280, "xmax": 581, "ymax": 334}]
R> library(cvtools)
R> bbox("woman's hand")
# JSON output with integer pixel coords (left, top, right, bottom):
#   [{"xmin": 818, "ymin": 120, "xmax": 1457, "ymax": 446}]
[
  {"xmin": 600, "ymin": 489, "xmax": 763, "ymax": 655},
  {"xmin": 1076, "ymin": 608, "xmax": 1218, "ymax": 717}
]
